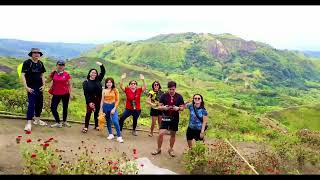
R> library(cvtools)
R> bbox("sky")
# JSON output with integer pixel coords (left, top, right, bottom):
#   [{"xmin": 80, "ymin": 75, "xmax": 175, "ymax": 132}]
[{"xmin": 0, "ymin": 5, "xmax": 320, "ymax": 51}]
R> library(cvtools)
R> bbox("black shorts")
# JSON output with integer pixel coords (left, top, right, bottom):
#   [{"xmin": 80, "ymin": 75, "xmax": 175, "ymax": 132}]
[
  {"xmin": 186, "ymin": 127, "xmax": 204, "ymax": 141},
  {"xmin": 150, "ymin": 108, "xmax": 162, "ymax": 116},
  {"xmin": 160, "ymin": 118, "xmax": 179, "ymax": 132}
]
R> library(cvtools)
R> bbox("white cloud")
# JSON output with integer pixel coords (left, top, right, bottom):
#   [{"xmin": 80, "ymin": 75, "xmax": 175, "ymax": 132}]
[{"xmin": 0, "ymin": 5, "xmax": 319, "ymax": 50}]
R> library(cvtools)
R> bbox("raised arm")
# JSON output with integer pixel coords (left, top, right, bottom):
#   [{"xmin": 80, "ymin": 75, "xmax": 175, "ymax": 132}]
[
  {"xmin": 96, "ymin": 62, "xmax": 105, "ymax": 81},
  {"xmin": 140, "ymin": 74, "xmax": 146, "ymax": 92},
  {"xmin": 120, "ymin": 73, "xmax": 126, "ymax": 92}
]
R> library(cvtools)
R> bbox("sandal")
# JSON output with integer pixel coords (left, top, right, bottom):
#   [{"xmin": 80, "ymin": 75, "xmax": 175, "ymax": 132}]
[
  {"xmin": 82, "ymin": 128, "xmax": 88, "ymax": 133},
  {"xmin": 168, "ymin": 149, "xmax": 176, "ymax": 157},
  {"xmin": 151, "ymin": 149, "xmax": 161, "ymax": 155}
]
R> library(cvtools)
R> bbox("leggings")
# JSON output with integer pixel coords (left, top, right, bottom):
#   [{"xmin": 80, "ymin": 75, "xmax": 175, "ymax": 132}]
[
  {"xmin": 84, "ymin": 96, "xmax": 101, "ymax": 128},
  {"xmin": 119, "ymin": 108, "xmax": 141, "ymax": 131},
  {"xmin": 51, "ymin": 94, "xmax": 70, "ymax": 123}
]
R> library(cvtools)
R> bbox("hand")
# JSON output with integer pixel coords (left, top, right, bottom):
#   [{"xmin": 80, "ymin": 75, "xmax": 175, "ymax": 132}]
[
  {"xmin": 111, "ymin": 108, "xmax": 116, "ymax": 115},
  {"xmin": 140, "ymin": 74, "xmax": 144, "ymax": 80},
  {"xmin": 121, "ymin": 73, "xmax": 126, "ymax": 79},
  {"xmin": 200, "ymin": 132, "xmax": 204, "ymax": 139},
  {"xmin": 26, "ymin": 87, "xmax": 34, "ymax": 94},
  {"xmin": 89, "ymin": 103, "xmax": 95, "ymax": 109},
  {"xmin": 39, "ymin": 85, "xmax": 45, "ymax": 92},
  {"xmin": 96, "ymin": 62, "xmax": 103, "ymax": 66},
  {"xmin": 173, "ymin": 106, "xmax": 180, "ymax": 111},
  {"xmin": 162, "ymin": 105, "xmax": 170, "ymax": 111}
]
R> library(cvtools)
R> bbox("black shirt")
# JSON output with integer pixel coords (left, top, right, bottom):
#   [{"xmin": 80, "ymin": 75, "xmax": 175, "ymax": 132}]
[
  {"xmin": 159, "ymin": 92, "xmax": 184, "ymax": 121},
  {"xmin": 82, "ymin": 65, "xmax": 106, "ymax": 105},
  {"xmin": 21, "ymin": 59, "xmax": 46, "ymax": 89}
]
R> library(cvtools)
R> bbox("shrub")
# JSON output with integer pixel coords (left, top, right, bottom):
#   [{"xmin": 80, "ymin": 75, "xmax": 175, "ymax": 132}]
[{"xmin": 18, "ymin": 135, "xmax": 140, "ymax": 174}]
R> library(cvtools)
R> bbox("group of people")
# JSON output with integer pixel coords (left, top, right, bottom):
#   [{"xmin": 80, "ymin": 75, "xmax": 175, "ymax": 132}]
[{"xmin": 21, "ymin": 48, "xmax": 209, "ymax": 157}]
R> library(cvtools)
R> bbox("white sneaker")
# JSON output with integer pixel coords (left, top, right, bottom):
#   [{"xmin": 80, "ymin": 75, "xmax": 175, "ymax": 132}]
[
  {"xmin": 33, "ymin": 117, "xmax": 47, "ymax": 126},
  {"xmin": 51, "ymin": 123, "xmax": 62, "ymax": 128},
  {"xmin": 117, "ymin": 137, "xmax": 124, "ymax": 143},
  {"xmin": 24, "ymin": 123, "xmax": 32, "ymax": 131},
  {"xmin": 107, "ymin": 134, "xmax": 114, "ymax": 140}
]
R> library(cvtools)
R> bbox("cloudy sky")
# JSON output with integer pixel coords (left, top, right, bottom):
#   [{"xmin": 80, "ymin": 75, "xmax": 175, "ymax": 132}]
[{"xmin": 0, "ymin": 5, "xmax": 319, "ymax": 51}]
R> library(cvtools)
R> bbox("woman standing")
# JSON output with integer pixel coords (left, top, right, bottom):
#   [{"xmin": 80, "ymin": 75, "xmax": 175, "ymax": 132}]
[
  {"xmin": 82, "ymin": 62, "xmax": 105, "ymax": 133},
  {"xmin": 119, "ymin": 73, "xmax": 146, "ymax": 136},
  {"xmin": 49, "ymin": 60, "xmax": 72, "ymax": 128},
  {"xmin": 146, "ymin": 81, "xmax": 164, "ymax": 137},
  {"xmin": 99, "ymin": 77, "xmax": 123, "ymax": 143},
  {"xmin": 185, "ymin": 94, "xmax": 208, "ymax": 148}
]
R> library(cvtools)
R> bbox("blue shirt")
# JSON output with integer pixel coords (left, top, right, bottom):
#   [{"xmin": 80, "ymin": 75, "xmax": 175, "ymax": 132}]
[{"xmin": 187, "ymin": 104, "xmax": 208, "ymax": 130}]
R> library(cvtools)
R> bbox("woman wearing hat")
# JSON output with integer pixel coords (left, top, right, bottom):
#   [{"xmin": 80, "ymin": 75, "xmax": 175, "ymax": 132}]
[
  {"xmin": 48, "ymin": 60, "xmax": 72, "ymax": 128},
  {"xmin": 21, "ymin": 48, "xmax": 47, "ymax": 132}
]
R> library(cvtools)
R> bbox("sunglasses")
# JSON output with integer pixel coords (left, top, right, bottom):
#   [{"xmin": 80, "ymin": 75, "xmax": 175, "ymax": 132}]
[
  {"xmin": 130, "ymin": 83, "xmax": 137, "ymax": 85},
  {"xmin": 32, "ymin": 52, "xmax": 40, "ymax": 54},
  {"xmin": 57, "ymin": 64, "xmax": 65, "ymax": 66},
  {"xmin": 154, "ymin": 84, "xmax": 159, "ymax": 86},
  {"xmin": 194, "ymin": 97, "xmax": 201, "ymax": 100}
]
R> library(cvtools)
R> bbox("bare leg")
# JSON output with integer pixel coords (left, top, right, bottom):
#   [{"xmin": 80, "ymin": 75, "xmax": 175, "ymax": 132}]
[
  {"xmin": 157, "ymin": 129, "xmax": 167, "ymax": 150},
  {"xmin": 187, "ymin": 140, "xmax": 193, "ymax": 149},
  {"xmin": 157, "ymin": 116, "xmax": 162, "ymax": 131},
  {"xmin": 149, "ymin": 116, "xmax": 157, "ymax": 136},
  {"xmin": 169, "ymin": 130, "xmax": 176, "ymax": 150}
]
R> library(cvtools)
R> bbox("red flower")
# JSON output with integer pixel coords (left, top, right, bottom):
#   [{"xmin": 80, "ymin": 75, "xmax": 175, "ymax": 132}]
[
  {"xmin": 16, "ymin": 136, "xmax": 22, "ymax": 143},
  {"xmin": 133, "ymin": 148, "xmax": 137, "ymax": 154},
  {"xmin": 31, "ymin": 153, "xmax": 37, "ymax": 158},
  {"xmin": 117, "ymin": 172, "xmax": 123, "ymax": 175},
  {"xmin": 26, "ymin": 139, "xmax": 32, "ymax": 143},
  {"xmin": 44, "ymin": 143, "xmax": 49, "ymax": 147},
  {"xmin": 112, "ymin": 166, "xmax": 118, "ymax": 170},
  {"xmin": 267, "ymin": 167, "xmax": 273, "ymax": 172},
  {"xmin": 25, "ymin": 131, "xmax": 31, "ymax": 135}
]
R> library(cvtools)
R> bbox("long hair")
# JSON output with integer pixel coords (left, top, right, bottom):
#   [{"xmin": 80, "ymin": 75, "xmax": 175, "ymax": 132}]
[
  {"xmin": 86, "ymin": 68, "xmax": 98, "ymax": 80},
  {"xmin": 151, "ymin": 81, "xmax": 162, "ymax": 91},
  {"xmin": 192, "ymin": 94, "xmax": 205, "ymax": 109},
  {"xmin": 105, "ymin": 77, "xmax": 115, "ymax": 90}
]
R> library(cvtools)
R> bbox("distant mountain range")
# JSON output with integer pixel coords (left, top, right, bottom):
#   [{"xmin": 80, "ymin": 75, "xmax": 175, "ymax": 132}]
[
  {"xmin": 303, "ymin": 51, "xmax": 320, "ymax": 58},
  {"xmin": 0, "ymin": 39, "xmax": 96, "ymax": 60}
]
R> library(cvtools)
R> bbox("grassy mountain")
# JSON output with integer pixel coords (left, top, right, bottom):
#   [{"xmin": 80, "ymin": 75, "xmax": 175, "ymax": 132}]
[
  {"xmin": 0, "ymin": 38, "xmax": 96, "ymax": 60},
  {"xmin": 86, "ymin": 32, "xmax": 320, "ymax": 90}
]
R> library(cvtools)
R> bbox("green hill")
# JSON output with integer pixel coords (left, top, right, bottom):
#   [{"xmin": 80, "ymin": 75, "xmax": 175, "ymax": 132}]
[{"xmin": 86, "ymin": 33, "xmax": 320, "ymax": 90}]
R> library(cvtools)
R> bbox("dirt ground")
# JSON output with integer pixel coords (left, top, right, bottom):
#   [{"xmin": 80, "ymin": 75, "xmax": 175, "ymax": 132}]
[{"xmin": 0, "ymin": 118, "xmax": 216, "ymax": 174}]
